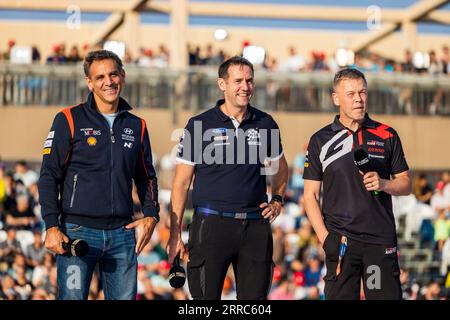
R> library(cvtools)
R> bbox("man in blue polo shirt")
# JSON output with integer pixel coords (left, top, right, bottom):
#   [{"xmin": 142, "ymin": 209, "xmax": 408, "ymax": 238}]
[{"xmin": 167, "ymin": 56, "xmax": 289, "ymax": 300}]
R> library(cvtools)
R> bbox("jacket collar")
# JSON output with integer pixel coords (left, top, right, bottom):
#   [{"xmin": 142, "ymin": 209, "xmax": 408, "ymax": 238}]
[
  {"xmin": 85, "ymin": 92, "xmax": 132, "ymax": 114},
  {"xmin": 213, "ymin": 99, "xmax": 256, "ymax": 122},
  {"xmin": 331, "ymin": 113, "xmax": 377, "ymax": 132}
]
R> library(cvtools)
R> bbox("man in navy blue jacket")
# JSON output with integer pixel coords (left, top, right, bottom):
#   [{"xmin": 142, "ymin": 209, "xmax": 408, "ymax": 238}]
[{"xmin": 38, "ymin": 50, "xmax": 160, "ymax": 300}]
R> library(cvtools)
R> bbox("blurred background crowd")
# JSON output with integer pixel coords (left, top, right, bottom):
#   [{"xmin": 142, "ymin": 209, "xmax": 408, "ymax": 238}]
[
  {"xmin": 1, "ymin": 154, "xmax": 449, "ymax": 300},
  {"xmin": 1, "ymin": 39, "xmax": 449, "ymax": 76}
]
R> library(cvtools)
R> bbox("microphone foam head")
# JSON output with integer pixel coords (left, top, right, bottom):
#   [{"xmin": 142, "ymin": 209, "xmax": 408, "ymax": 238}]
[
  {"xmin": 169, "ymin": 265, "xmax": 186, "ymax": 288},
  {"xmin": 72, "ymin": 239, "xmax": 89, "ymax": 257}
]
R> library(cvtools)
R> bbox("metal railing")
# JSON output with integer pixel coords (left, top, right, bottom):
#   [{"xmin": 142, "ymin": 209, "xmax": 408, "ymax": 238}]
[{"xmin": 1, "ymin": 63, "xmax": 450, "ymax": 116}]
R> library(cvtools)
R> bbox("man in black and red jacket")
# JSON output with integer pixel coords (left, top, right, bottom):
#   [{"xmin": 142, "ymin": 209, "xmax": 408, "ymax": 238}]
[
  {"xmin": 38, "ymin": 50, "xmax": 159, "ymax": 300},
  {"xmin": 303, "ymin": 68, "xmax": 411, "ymax": 300}
]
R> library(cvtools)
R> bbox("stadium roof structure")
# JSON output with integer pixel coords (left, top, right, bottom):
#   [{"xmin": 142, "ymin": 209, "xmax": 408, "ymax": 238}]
[{"xmin": 1, "ymin": 0, "xmax": 449, "ymax": 67}]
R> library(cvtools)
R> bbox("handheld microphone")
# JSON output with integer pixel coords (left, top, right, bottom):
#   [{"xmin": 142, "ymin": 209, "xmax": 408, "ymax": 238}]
[
  {"xmin": 353, "ymin": 148, "xmax": 379, "ymax": 196},
  {"xmin": 169, "ymin": 255, "xmax": 186, "ymax": 288},
  {"xmin": 62, "ymin": 239, "xmax": 89, "ymax": 257}
]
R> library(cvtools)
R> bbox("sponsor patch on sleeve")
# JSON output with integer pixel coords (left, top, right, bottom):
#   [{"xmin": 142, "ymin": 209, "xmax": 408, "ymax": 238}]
[
  {"xmin": 47, "ymin": 131, "xmax": 55, "ymax": 139},
  {"xmin": 43, "ymin": 148, "xmax": 52, "ymax": 155},
  {"xmin": 43, "ymin": 139, "xmax": 53, "ymax": 148}
]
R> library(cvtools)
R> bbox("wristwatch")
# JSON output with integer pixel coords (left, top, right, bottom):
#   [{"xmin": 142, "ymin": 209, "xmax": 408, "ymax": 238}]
[{"xmin": 270, "ymin": 194, "xmax": 284, "ymax": 206}]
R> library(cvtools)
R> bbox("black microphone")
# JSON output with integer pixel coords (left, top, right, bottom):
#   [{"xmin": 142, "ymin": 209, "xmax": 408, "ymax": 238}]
[
  {"xmin": 353, "ymin": 148, "xmax": 379, "ymax": 196},
  {"xmin": 169, "ymin": 255, "xmax": 186, "ymax": 288},
  {"xmin": 62, "ymin": 239, "xmax": 89, "ymax": 257}
]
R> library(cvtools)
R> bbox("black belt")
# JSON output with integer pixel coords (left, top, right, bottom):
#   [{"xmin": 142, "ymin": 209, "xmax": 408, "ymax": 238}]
[{"xmin": 195, "ymin": 207, "xmax": 263, "ymax": 220}]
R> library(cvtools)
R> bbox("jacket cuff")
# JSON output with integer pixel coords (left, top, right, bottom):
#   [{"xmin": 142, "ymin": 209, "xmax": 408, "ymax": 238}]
[
  {"xmin": 43, "ymin": 214, "xmax": 60, "ymax": 230},
  {"xmin": 143, "ymin": 207, "xmax": 160, "ymax": 222}
]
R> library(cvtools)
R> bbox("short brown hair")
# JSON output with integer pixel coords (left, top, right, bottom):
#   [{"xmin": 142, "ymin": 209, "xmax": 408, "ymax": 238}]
[
  {"xmin": 333, "ymin": 68, "xmax": 367, "ymax": 90},
  {"xmin": 218, "ymin": 56, "xmax": 254, "ymax": 80}
]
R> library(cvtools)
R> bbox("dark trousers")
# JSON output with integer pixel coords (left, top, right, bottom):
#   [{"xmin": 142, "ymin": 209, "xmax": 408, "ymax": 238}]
[
  {"xmin": 323, "ymin": 232, "xmax": 402, "ymax": 300},
  {"xmin": 187, "ymin": 212, "xmax": 274, "ymax": 300}
]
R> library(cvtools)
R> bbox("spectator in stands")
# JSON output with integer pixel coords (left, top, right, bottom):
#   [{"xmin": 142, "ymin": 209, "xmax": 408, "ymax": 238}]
[
  {"xmin": 351, "ymin": 53, "xmax": 369, "ymax": 72},
  {"xmin": 441, "ymin": 45, "xmax": 449, "ymax": 75},
  {"xmin": 31, "ymin": 45, "xmax": 41, "ymax": 64},
  {"xmin": 202, "ymin": 44, "xmax": 223, "ymax": 66},
  {"xmin": 305, "ymin": 285, "xmax": 321, "ymax": 300},
  {"xmin": 188, "ymin": 45, "xmax": 201, "ymax": 66},
  {"xmin": 268, "ymin": 274, "xmax": 294, "ymax": 300},
  {"xmin": 263, "ymin": 55, "xmax": 278, "ymax": 72},
  {"xmin": 137, "ymin": 48, "xmax": 154, "ymax": 67},
  {"xmin": 80, "ymin": 43, "xmax": 90, "ymax": 60},
  {"xmin": 1, "ymin": 171, "xmax": 17, "ymax": 216},
  {"xmin": 367, "ymin": 52, "xmax": 381, "ymax": 72},
  {"xmin": 431, "ymin": 181, "xmax": 450, "ymax": 216},
  {"xmin": 138, "ymin": 276, "xmax": 164, "ymax": 300},
  {"xmin": 31, "ymin": 252, "xmax": 55, "ymax": 289},
  {"xmin": 59, "ymin": 43, "xmax": 67, "ymax": 60},
  {"xmin": 13, "ymin": 264, "xmax": 33, "ymax": 300},
  {"xmin": 153, "ymin": 44, "xmax": 169, "ymax": 68},
  {"xmin": 66, "ymin": 45, "xmax": 81, "ymax": 63},
  {"xmin": 46, "ymin": 44, "xmax": 66, "ymax": 64},
  {"xmin": 310, "ymin": 51, "xmax": 328, "ymax": 71},
  {"xmin": 14, "ymin": 161, "xmax": 38, "ymax": 189},
  {"xmin": 0, "ymin": 226, "xmax": 23, "ymax": 268},
  {"xmin": 39, "ymin": 266, "xmax": 57, "ymax": 300},
  {"xmin": 24, "ymin": 229, "xmax": 46, "ymax": 268},
  {"xmin": 278, "ymin": 46, "xmax": 305, "ymax": 73},
  {"xmin": 287, "ymin": 144, "xmax": 307, "ymax": 203},
  {"xmin": 303, "ymin": 254, "xmax": 322, "ymax": 287},
  {"xmin": 379, "ymin": 58, "xmax": 394, "ymax": 73},
  {"xmin": 2, "ymin": 39, "xmax": 15, "ymax": 62},
  {"xmin": 31, "ymin": 287, "xmax": 50, "ymax": 300},
  {"xmin": 400, "ymin": 268, "xmax": 413, "ymax": 299},
  {"xmin": 441, "ymin": 171, "xmax": 450, "ymax": 200},
  {"xmin": 149, "ymin": 260, "xmax": 173, "ymax": 299},
  {"xmin": 402, "ymin": 50, "xmax": 416, "ymax": 73},
  {"xmin": 0, "ymin": 274, "xmax": 20, "ymax": 300},
  {"xmin": 5, "ymin": 194, "xmax": 37, "ymax": 230},
  {"xmin": 0, "ymin": 162, "xmax": 6, "ymax": 206},
  {"xmin": 9, "ymin": 253, "xmax": 32, "ymax": 280},
  {"xmin": 28, "ymin": 183, "xmax": 41, "ymax": 227},
  {"xmin": 413, "ymin": 173, "xmax": 433, "ymax": 205},
  {"xmin": 419, "ymin": 280, "xmax": 442, "ymax": 300},
  {"xmin": 428, "ymin": 50, "xmax": 441, "ymax": 76},
  {"xmin": 137, "ymin": 242, "xmax": 162, "ymax": 274},
  {"xmin": 434, "ymin": 208, "xmax": 450, "ymax": 252}
]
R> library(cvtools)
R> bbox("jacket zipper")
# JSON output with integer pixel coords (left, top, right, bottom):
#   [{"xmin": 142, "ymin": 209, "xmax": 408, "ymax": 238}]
[
  {"xmin": 110, "ymin": 127, "xmax": 115, "ymax": 217},
  {"xmin": 69, "ymin": 173, "xmax": 78, "ymax": 208}
]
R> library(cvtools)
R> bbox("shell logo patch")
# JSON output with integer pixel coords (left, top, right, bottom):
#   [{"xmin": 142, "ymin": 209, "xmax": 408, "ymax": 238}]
[
  {"xmin": 87, "ymin": 136, "xmax": 97, "ymax": 146},
  {"xmin": 43, "ymin": 148, "xmax": 51, "ymax": 155}
]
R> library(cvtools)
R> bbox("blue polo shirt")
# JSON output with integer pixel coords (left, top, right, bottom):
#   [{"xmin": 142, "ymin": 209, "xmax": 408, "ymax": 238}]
[{"xmin": 176, "ymin": 99, "xmax": 283, "ymax": 213}]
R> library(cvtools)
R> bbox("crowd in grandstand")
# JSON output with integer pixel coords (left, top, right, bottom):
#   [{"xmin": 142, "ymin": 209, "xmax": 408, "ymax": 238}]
[
  {"xmin": 0, "ymin": 152, "xmax": 449, "ymax": 300},
  {"xmin": 1, "ymin": 39, "xmax": 450, "ymax": 76}
]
